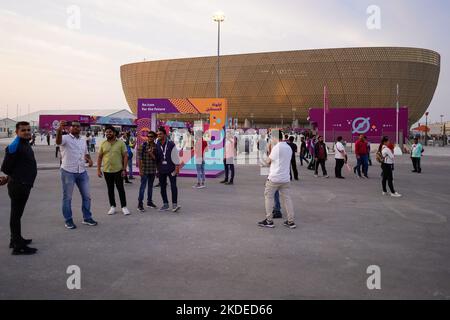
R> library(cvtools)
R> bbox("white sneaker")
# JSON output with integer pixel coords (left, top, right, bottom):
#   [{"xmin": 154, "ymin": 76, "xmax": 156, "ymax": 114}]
[
  {"xmin": 382, "ymin": 192, "xmax": 389, "ymax": 196},
  {"xmin": 314, "ymin": 174, "xmax": 318, "ymax": 178},
  {"xmin": 107, "ymin": 206, "xmax": 116, "ymax": 215},
  {"xmin": 324, "ymin": 175, "xmax": 329, "ymax": 178},
  {"xmin": 390, "ymin": 192, "xmax": 402, "ymax": 198},
  {"xmin": 122, "ymin": 207, "xmax": 131, "ymax": 215}
]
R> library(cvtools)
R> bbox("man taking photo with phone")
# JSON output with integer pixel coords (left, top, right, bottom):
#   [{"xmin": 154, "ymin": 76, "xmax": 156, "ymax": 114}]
[{"xmin": 56, "ymin": 120, "xmax": 97, "ymax": 229}]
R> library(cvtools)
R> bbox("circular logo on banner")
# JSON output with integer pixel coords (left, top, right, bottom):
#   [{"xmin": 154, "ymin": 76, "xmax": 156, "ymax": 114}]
[
  {"xmin": 139, "ymin": 127, "xmax": 150, "ymax": 141},
  {"xmin": 352, "ymin": 117, "xmax": 371, "ymax": 134},
  {"xmin": 52, "ymin": 120, "xmax": 60, "ymax": 130}
]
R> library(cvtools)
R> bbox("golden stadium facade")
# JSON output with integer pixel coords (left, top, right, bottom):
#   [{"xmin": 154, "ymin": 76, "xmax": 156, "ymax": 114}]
[{"xmin": 120, "ymin": 47, "xmax": 440, "ymax": 125}]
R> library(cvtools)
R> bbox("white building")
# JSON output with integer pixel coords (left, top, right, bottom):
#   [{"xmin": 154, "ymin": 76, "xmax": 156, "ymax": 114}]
[
  {"xmin": 0, "ymin": 118, "xmax": 17, "ymax": 138},
  {"xmin": 12, "ymin": 108, "xmax": 136, "ymax": 128}
]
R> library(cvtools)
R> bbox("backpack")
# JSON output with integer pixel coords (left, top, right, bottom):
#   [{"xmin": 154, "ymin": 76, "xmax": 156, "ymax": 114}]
[{"xmin": 375, "ymin": 150, "xmax": 384, "ymax": 163}]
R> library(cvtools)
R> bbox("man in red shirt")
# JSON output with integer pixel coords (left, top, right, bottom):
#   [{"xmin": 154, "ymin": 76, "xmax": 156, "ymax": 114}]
[
  {"xmin": 193, "ymin": 130, "xmax": 208, "ymax": 189},
  {"xmin": 354, "ymin": 134, "xmax": 369, "ymax": 178}
]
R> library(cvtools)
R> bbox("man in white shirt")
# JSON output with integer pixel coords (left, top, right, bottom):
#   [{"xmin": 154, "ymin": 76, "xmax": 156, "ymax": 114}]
[
  {"xmin": 56, "ymin": 121, "xmax": 97, "ymax": 230},
  {"xmin": 334, "ymin": 136, "xmax": 346, "ymax": 179},
  {"xmin": 258, "ymin": 130, "xmax": 296, "ymax": 229}
]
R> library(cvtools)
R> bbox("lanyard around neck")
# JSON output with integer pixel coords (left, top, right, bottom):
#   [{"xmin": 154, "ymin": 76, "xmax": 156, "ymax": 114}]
[{"xmin": 160, "ymin": 141, "xmax": 168, "ymax": 160}]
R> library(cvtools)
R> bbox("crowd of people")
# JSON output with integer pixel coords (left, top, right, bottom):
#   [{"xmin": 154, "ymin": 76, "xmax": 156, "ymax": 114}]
[{"xmin": 1, "ymin": 121, "xmax": 424, "ymax": 255}]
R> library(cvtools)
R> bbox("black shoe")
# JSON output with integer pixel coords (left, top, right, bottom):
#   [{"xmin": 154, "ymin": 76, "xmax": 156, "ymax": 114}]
[
  {"xmin": 12, "ymin": 246, "xmax": 38, "ymax": 255},
  {"xmin": 412, "ymin": 170, "xmax": 418, "ymax": 172},
  {"xmin": 336, "ymin": 176, "xmax": 345, "ymax": 179},
  {"xmin": 272, "ymin": 211, "xmax": 283, "ymax": 219},
  {"xmin": 258, "ymin": 219, "xmax": 275, "ymax": 228},
  {"xmin": 225, "ymin": 181, "xmax": 234, "ymax": 185},
  {"xmin": 65, "ymin": 219, "xmax": 77, "ymax": 229},
  {"xmin": 220, "ymin": 180, "xmax": 228, "ymax": 184},
  {"xmin": 137, "ymin": 204, "xmax": 145, "ymax": 213},
  {"xmin": 9, "ymin": 238, "xmax": 32, "ymax": 249},
  {"xmin": 283, "ymin": 220, "xmax": 297, "ymax": 229},
  {"xmin": 82, "ymin": 218, "xmax": 98, "ymax": 226},
  {"xmin": 146, "ymin": 202, "xmax": 157, "ymax": 209}
]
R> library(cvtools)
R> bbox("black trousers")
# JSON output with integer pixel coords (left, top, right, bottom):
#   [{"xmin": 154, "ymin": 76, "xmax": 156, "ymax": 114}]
[
  {"xmin": 159, "ymin": 173, "xmax": 178, "ymax": 204},
  {"xmin": 290, "ymin": 157, "xmax": 298, "ymax": 180},
  {"xmin": 299, "ymin": 153, "xmax": 309, "ymax": 166},
  {"xmin": 8, "ymin": 181, "xmax": 32, "ymax": 247},
  {"xmin": 104, "ymin": 171, "xmax": 127, "ymax": 208},
  {"xmin": 411, "ymin": 157, "xmax": 421, "ymax": 173},
  {"xmin": 315, "ymin": 159, "xmax": 327, "ymax": 175},
  {"xmin": 335, "ymin": 159, "xmax": 345, "ymax": 178},
  {"xmin": 224, "ymin": 158, "xmax": 235, "ymax": 182},
  {"xmin": 381, "ymin": 163, "xmax": 395, "ymax": 193}
]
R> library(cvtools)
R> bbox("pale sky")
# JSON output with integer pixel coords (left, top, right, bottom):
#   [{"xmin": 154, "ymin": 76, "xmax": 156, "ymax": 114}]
[{"xmin": 0, "ymin": 0, "xmax": 448, "ymax": 124}]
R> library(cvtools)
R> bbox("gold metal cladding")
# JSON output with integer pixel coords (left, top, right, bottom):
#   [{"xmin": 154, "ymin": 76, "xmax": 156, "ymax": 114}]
[{"xmin": 120, "ymin": 47, "xmax": 440, "ymax": 125}]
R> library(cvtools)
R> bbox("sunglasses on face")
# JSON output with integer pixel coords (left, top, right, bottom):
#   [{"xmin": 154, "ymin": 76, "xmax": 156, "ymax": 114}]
[{"xmin": 20, "ymin": 129, "xmax": 31, "ymax": 132}]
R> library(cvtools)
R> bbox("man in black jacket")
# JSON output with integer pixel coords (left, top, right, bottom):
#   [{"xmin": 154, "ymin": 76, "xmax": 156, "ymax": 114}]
[
  {"xmin": 314, "ymin": 136, "xmax": 329, "ymax": 178},
  {"xmin": 155, "ymin": 127, "xmax": 181, "ymax": 212},
  {"xmin": 1, "ymin": 122, "xmax": 38, "ymax": 255},
  {"xmin": 299, "ymin": 136, "xmax": 309, "ymax": 166},
  {"xmin": 287, "ymin": 136, "xmax": 299, "ymax": 180}
]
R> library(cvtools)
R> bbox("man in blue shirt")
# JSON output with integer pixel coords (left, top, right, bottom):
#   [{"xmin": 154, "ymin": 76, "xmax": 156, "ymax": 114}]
[{"xmin": 156, "ymin": 127, "xmax": 181, "ymax": 212}]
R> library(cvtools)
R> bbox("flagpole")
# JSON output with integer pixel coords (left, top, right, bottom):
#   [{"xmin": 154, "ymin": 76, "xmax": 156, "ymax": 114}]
[
  {"xmin": 396, "ymin": 83, "xmax": 399, "ymax": 145},
  {"xmin": 323, "ymin": 85, "xmax": 326, "ymax": 143},
  {"xmin": 394, "ymin": 83, "xmax": 403, "ymax": 155}
]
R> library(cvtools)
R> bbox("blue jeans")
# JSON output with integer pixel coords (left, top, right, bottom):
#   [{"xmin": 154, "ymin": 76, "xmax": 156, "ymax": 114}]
[
  {"xmin": 356, "ymin": 155, "xmax": 369, "ymax": 177},
  {"xmin": 128, "ymin": 156, "xmax": 133, "ymax": 178},
  {"xmin": 196, "ymin": 161, "xmax": 205, "ymax": 183},
  {"xmin": 138, "ymin": 174, "xmax": 155, "ymax": 205},
  {"xmin": 273, "ymin": 190, "xmax": 281, "ymax": 211},
  {"xmin": 61, "ymin": 169, "xmax": 92, "ymax": 222}
]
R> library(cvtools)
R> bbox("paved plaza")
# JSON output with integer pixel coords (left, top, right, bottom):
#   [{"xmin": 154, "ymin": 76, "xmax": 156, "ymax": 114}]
[{"xmin": 0, "ymin": 144, "xmax": 449, "ymax": 299}]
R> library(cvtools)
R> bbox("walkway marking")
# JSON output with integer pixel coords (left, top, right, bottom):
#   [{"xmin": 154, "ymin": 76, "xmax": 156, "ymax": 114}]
[{"xmin": 385, "ymin": 202, "xmax": 447, "ymax": 224}]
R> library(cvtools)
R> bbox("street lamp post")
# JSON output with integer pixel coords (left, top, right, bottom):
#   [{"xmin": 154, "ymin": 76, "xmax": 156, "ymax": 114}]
[
  {"xmin": 425, "ymin": 111, "xmax": 429, "ymax": 144},
  {"xmin": 213, "ymin": 12, "xmax": 225, "ymax": 98}
]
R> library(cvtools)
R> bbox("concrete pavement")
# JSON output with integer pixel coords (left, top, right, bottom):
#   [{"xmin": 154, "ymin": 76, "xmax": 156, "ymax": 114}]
[{"xmin": 0, "ymin": 144, "xmax": 449, "ymax": 299}]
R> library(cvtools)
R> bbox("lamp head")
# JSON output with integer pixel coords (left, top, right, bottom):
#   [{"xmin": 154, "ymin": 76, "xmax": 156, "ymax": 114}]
[{"xmin": 213, "ymin": 12, "xmax": 225, "ymax": 22}]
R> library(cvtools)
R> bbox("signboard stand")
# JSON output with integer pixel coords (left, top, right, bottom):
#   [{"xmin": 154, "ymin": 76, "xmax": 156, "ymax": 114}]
[{"xmin": 136, "ymin": 98, "xmax": 227, "ymax": 178}]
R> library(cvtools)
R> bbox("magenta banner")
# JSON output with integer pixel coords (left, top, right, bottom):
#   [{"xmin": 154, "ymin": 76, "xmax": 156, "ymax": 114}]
[
  {"xmin": 308, "ymin": 107, "xmax": 409, "ymax": 143},
  {"xmin": 39, "ymin": 114, "xmax": 91, "ymax": 130}
]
